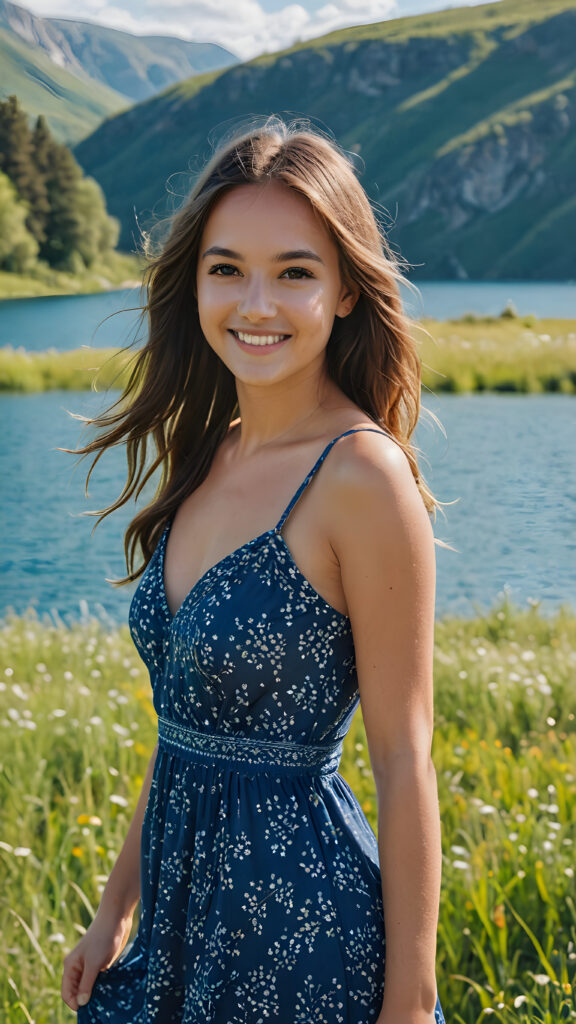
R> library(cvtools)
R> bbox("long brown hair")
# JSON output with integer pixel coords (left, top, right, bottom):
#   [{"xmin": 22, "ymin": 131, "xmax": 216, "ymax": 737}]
[{"xmin": 74, "ymin": 116, "xmax": 453, "ymax": 583}]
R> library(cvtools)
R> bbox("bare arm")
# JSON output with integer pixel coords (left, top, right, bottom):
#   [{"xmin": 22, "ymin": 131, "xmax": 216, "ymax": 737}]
[
  {"xmin": 328, "ymin": 431, "xmax": 441, "ymax": 1018},
  {"xmin": 61, "ymin": 741, "xmax": 158, "ymax": 1010}
]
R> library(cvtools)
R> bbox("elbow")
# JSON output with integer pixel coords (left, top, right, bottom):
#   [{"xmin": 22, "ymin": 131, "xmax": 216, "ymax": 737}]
[{"xmin": 371, "ymin": 748, "xmax": 436, "ymax": 787}]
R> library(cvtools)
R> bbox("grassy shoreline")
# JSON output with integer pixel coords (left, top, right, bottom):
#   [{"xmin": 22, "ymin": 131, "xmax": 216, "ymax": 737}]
[
  {"xmin": 1, "ymin": 315, "xmax": 576, "ymax": 393},
  {"xmin": 0, "ymin": 252, "xmax": 143, "ymax": 301},
  {"xmin": 0, "ymin": 597, "xmax": 574, "ymax": 1022}
]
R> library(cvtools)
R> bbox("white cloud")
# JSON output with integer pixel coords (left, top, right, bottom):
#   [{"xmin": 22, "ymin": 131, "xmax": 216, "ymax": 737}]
[
  {"xmin": 22, "ymin": 0, "xmax": 502, "ymax": 59},
  {"xmin": 24, "ymin": 0, "xmax": 399, "ymax": 59},
  {"xmin": 25, "ymin": 0, "xmax": 108, "ymax": 14}
]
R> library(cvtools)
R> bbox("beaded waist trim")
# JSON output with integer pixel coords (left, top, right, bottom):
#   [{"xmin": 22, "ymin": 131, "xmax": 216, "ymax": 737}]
[{"xmin": 157, "ymin": 715, "xmax": 343, "ymax": 776}]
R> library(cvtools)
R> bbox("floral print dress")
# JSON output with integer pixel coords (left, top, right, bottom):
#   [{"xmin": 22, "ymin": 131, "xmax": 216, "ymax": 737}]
[{"xmin": 78, "ymin": 427, "xmax": 447, "ymax": 1024}]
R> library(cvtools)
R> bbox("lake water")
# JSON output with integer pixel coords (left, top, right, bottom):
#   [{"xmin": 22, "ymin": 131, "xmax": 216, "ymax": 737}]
[
  {"xmin": 1, "ymin": 283, "xmax": 574, "ymax": 622},
  {"xmin": 0, "ymin": 280, "xmax": 575, "ymax": 353},
  {"xmin": 1, "ymin": 390, "xmax": 574, "ymax": 623}
]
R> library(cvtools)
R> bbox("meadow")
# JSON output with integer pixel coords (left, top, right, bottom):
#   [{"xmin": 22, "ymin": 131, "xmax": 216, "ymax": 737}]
[
  {"xmin": 0, "ymin": 597, "xmax": 574, "ymax": 1023},
  {"xmin": 1, "ymin": 313, "xmax": 575, "ymax": 394}
]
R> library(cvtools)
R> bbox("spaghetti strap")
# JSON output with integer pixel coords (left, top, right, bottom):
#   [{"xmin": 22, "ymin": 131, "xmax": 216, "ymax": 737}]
[{"xmin": 275, "ymin": 426, "xmax": 393, "ymax": 533}]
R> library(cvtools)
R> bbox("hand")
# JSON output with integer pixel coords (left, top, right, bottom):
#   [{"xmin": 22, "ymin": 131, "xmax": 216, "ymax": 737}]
[{"xmin": 61, "ymin": 909, "xmax": 133, "ymax": 1011}]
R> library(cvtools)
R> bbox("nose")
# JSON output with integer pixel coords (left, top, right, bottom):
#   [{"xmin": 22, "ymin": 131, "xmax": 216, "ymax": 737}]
[{"xmin": 236, "ymin": 274, "xmax": 277, "ymax": 321}]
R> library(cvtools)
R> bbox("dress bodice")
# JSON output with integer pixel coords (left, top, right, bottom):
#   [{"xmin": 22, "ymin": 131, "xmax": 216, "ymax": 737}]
[{"xmin": 128, "ymin": 427, "xmax": 391, "ymax": 747}]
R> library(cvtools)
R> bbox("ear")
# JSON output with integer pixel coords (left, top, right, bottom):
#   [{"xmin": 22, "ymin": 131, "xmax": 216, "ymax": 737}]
[{"xmin": 335, "ymin": 284, "xmax": 360, "ymax": 319}]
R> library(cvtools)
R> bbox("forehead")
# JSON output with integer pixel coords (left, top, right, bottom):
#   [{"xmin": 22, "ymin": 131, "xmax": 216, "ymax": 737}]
[{"xmin": 202, "ymin": 181, "xmax": 333, "ymax": 248}]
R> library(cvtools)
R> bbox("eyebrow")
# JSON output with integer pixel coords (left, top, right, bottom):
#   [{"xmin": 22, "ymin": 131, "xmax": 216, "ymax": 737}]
[{"xmin": 201, "ymin": 246, "xmax": 325, "ymax": 265}]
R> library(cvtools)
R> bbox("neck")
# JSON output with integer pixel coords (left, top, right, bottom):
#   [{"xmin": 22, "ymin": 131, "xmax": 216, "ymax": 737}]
[{"xmin": 232, "ymin": 365, "xmax": 339, "ymax": 457}]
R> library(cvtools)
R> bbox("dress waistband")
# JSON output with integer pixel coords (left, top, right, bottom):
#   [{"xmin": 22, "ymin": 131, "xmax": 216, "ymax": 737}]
[{"xmin": 157, "ymin": 715, "xmax": 343, "ymax": 776}]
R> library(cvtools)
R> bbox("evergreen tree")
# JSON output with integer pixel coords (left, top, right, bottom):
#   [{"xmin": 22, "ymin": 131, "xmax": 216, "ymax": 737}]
[
  {"xmin": 41, "ymin": 140, "xmax": 83, "ymax": 268},
  {"xmin": 31, "ymin": 114, "xmax": 52, "ymax": 174},
  {"xmin": 0, "ymin": 96, "xmax": 48, "ymax": 244},
  {"xmin": 0, "ymin": 95, "xmax": 121, "ymax": 272},
  {"xmin": 30, "ymin": 115, "xmax": 52, "ymax": 244},
  {"xmin": 0, "ymin": 96, "xmax": 35, "ymax": 201}
]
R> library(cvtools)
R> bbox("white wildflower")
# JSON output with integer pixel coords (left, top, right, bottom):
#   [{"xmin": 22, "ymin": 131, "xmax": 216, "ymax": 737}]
[{"xmin": 109, "ymin": 794, "xmax": 128, "ymax": 807}]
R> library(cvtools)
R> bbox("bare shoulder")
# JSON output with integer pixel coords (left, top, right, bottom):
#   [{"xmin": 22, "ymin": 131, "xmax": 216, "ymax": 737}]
[
  {"xmin": 321, "ymin": 422, "xmax": 435, "ymax": 609},
  {"xmin": 323, "ymin": 424, "xmax": 424, "ymax": 529}
]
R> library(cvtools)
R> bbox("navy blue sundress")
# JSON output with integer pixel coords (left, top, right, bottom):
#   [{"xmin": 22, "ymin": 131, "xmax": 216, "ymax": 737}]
[{"xmin": 78, "ymin": 427, "xmax": 447, "ymax": 1023}]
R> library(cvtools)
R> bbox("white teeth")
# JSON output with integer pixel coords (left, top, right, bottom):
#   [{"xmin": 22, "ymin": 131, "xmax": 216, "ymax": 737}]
[{"xmin": 234, "ymin": 331, "xmax": 288, "ymax": 347}]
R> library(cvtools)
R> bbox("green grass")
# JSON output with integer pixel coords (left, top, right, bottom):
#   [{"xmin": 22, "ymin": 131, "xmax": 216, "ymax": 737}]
[
  {"xmin": 437, "ymin": 76, "xmax": 576, "ymax": 157},
  {"xmin": 0, "ymin": 346, "xmax": 134, "ymax": 392},
  {"xmin": 417, "ymin": 315, "xmax": 576, "ymax": 394},
  {"xmin": 1, "ymin": 315, "xmax": 575, "ymax": 394},
  {"xmin": 0, "ymin": 596, "xmax": 574, "ymax": 1022},
  {"xmin": 0, "ymin": 251, "xmax": 143, "ymax": 301}
]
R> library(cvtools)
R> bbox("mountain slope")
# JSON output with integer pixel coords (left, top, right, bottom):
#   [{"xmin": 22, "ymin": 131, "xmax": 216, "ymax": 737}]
[
  {"xmin": 73, "ymin": 0, "xmax": 576, "ymax": 280},
  {"xmin": 0, "ymin": 23, "xmax": 129, "ymax": 143},
  {"xmin": 0, "ymin": 0, "xmax": 238, "ymax": 143}
]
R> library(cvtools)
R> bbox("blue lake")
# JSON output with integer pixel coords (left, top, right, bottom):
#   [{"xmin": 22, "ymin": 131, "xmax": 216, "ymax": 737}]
[
  {"xmin": 0, "ymin": 280, "xmax": 575, "ymax": 353},
  {"xmin": 1, "ymin": 389, "xmax": 574, "ymax": 623},
  {"xmin": 1, "ymin": 282, "xmax": 574, "ymax": 623}
]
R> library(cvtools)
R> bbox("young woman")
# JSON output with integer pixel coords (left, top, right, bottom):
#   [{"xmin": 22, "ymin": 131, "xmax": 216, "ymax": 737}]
[{"xmin": 61, "ymin": 119, "xmax": 448, "ymax": 1024}]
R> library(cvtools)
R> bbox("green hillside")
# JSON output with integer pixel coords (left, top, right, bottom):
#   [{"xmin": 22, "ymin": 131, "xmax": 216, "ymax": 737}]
[
  {"xmin": 282, "ymin": 0, "xmax": 576, "ymax": 46},
  {"xmin": 73, "ymin": 0, "xmax": 576, "ymax": 280},
  {"xmin": 0, "ymin": 25, "xmax": 128, "ymax": 144}
]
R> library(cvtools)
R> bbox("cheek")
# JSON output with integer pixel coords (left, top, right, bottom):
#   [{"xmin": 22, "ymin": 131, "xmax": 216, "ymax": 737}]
[
  {"xmin": 196, "ymin": 292, "xmax": 221, "ymax": 350},
  {"xmin": 196, "ymin": 280, "xmax": 234, "ymax": 329},
  {"xmin": 307, "ymin": 289, "xmax": 338, "ymax": 328}
]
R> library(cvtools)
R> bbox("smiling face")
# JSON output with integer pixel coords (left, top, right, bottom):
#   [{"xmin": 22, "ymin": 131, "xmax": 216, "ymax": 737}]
[{"xmin": 195, "ymin": 180, "xmax": 357, "ymax": 388}]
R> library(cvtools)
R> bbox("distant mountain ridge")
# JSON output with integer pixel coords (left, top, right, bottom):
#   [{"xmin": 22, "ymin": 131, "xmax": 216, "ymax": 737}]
[
  {"xmin": 46, "ymin": 20, "xmax": 237, "ymax": 101},
  {"xmin": 73, "ymin": 0, "xmax": 576, "ymax": 280},
  {"xmin": 0, "ymin": 0, "xmax": 238, "ymax": 142}
]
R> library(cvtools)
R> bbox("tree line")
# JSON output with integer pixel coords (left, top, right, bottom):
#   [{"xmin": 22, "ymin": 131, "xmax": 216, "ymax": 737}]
[{"xmin": 0, "ymin": 95, "xmax": 119, "ymax": 275}]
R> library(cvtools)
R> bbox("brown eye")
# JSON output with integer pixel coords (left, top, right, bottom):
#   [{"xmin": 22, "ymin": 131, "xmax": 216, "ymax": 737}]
[{"xmin": 282, "ymin": 268, "xmax": 313, "ymax": 280}]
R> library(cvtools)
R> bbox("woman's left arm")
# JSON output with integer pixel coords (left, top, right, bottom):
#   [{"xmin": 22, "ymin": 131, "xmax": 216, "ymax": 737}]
[{"xmin": 328, "ymin": 431, "xmax": 442, "ymax": 1022}]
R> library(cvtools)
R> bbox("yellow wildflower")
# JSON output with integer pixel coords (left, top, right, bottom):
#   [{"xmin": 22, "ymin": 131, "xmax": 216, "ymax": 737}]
[{"xmin": 493, "ymin": 904, "xmax": 506, "ymax": 928}]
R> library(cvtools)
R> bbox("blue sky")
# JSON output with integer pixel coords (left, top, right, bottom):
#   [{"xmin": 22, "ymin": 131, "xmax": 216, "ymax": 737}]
[{"xmin": 24, "ymin": 0, "xmax": 502, "ymax": 60}]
